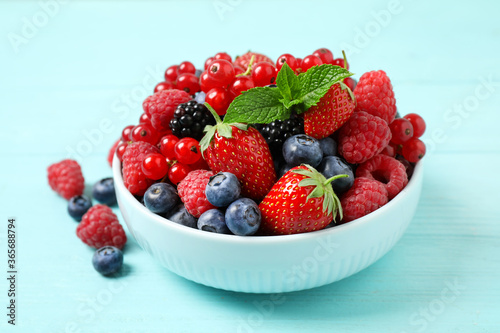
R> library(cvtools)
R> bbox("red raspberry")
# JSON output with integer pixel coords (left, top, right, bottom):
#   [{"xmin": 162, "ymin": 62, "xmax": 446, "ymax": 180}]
[
  {"xmin": 47, "ymin": 159, "xmax": 85, "ymax": 200},
  {"xmin": 356, "ymin": 154, "xmax": 408, "ymax": 199},
  {"xmin": 337, "ymin": 111, "xmax": 392, "ymax": 164},
  {"xmin": 354, "ymin": 70, "xmax": 397, "ymax": 124},
  {"xmin": 233, "ymin": 51, "xmax": 273, "ymax": 70},
  {"xmin": 340, "ymin": 177, "xmax": 388, "ymax": 222},
  {"xmin": 107, "ymin": 139, "xmax": 121, "ymax": 167},
  {"xmin": 142, "ymin": 89, "xmax": 192, "ymax": 133},
  {"xmin": 177, "ymin": 170, "xmax": 215, "ymax": 218},
  {"xmin": 76, "ymin": 205, "xmax": 127, "ymax": 249},
  {"xmin": 122, "ymin": 141, "xmax": 160, "ymax": 196}
]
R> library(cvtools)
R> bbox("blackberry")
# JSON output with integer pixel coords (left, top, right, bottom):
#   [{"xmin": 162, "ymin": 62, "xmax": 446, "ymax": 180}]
[
  {"xmin": 256, "ymin": 114, "xmax": 304, "ymax": 156},
  {"xmin": 169, "ymin": 100, "xmax": 215, "ymax": 140}
]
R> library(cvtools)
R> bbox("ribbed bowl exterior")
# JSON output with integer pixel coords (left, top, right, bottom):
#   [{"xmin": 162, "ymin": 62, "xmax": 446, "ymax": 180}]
[{"xmin": 114, "ymin": 156, "xmax": 423, "ymax": 293}]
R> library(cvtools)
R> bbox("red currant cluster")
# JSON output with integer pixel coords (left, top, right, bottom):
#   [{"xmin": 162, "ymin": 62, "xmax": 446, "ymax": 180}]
[
  {"xmin": 155, "ymin": 61, "xmax": 201, "ymax": 95},
  {"xmin": 383, "ymin": 113, "xmax": 426, "ymax": 163},
  {"xmin": 115, "ymin": 111, "xmax": 209, "ymax": 186}
]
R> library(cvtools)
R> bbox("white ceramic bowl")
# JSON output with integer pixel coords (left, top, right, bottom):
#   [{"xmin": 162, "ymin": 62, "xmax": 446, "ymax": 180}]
[{"xmin": 113, "ymin": 155, "xmax": 423, "ymax": 293}]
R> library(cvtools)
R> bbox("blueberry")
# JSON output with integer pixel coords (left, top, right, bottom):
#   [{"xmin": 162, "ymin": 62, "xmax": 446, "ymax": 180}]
[
  {"xmin": 68, "ymin": 195, "xmax": 92, "ymax": 221},
  {"xmin": 92, "ymin": 246, "xmax": 123, "ymax": 275},
  {"xmin": 197, "ymin": 209, "xmax": 231, "ymax": 234},
  {"xmin": 194, "ymin": 69, "xmax": 202, "ymax": 78},
  {"xmin": 92, "ymin": 178, "xmax": 117, "ymax": 206},
  {"xmin": 225, "ymin": 198, "xmax": 261, "ymax": 236},
  {"xmin": 205, "ymin": 172, "xmax": 241, "ymax": 207},
  {"xmin": 144, "ymin": 183, "xmax": 179, "ymax": 214},
  {"xmin": 317, "ymin": 156, "xmax": 354, "ymax": 194},
  {"xmin": 165, "ymin": 204, "xmax": 197, "ymax": 228},
  {"xmin": 194, "ymin": 91, "xmax": 206, "ymax": 104},
  {"xmin": 319, "ymin": 137, "xmax": 337, "ymax": 157},
  {"xmin": 282, "ymin": 134, "xmax": 323, "ymax": 167}
]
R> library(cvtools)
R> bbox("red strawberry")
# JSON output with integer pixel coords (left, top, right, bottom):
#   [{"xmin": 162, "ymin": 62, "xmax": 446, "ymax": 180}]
[
  {"xmin": 259, "ymin": 165, "xmax": 345, "ymax": 235},
  {"xmin": 234, "ymin": 52, "xmax": 273, "ymax": 70},
  {"xmin": 200, "ymin": 105, "xmax": 276, "ymax": 201},
  {"xmin": 303, "ymin": 82, "xmax": 356, "ymax": 139}
]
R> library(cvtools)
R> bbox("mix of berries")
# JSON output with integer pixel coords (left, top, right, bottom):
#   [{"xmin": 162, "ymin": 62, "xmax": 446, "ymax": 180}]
[
  {"xmin": 49, "ymin": 48, "xmax": 428, "ymax": 244},
  {"xmin": 47, "ymin": 158, "xmax": 125, "ymax": 275}
]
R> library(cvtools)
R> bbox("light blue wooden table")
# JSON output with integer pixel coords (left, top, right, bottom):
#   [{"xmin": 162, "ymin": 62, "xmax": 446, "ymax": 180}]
[{"xmin": 1, "ymin": 1, "xmax": 499, "ymax": 332}]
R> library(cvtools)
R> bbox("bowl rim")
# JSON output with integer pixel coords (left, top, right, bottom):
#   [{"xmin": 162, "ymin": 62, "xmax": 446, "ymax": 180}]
[{"xmin": 113, "ymin": 154, "xmax": 423, "ymax": 245}]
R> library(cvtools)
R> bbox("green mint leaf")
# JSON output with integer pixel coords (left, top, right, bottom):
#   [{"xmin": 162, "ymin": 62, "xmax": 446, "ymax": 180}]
[
  {"xmin": 223, "ymin": 87, "xmax": 289, "ymax": 124},
  {"xmin": 276, "ymin": 62, "xmax": 300, "ymax": 102},
  {"xmin": 297, "ymin": 64, "xmax": 353, "ymax": 112}
]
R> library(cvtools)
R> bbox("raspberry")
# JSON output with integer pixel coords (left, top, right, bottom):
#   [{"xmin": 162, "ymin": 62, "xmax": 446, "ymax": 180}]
[
  {"xmin": 354, "ymin": 70, "xmax": 397, "ymax": 124},
  {"xmin": 142, "ymin": 89, "xmax": 192, "ymax": 133},
  {"xmin": 233, "ymin": 51, "xmax": 273, "ymax": 70},
  {"xmin": 47, "ymin": 159, "xmax": 85, "ymax": 200},
  {"xmin": 122, "ymin": 141, "xmax": 160, "ymax": 196},
  {"xmin": 76, "ymin": 205, "xmax": 127, "ymax": 249},
  {"xmin": 107, "ymin": 139, "xmax": 121, "ymax": 167},
  {"xmin": 340, "ymin": 177, "xmax": 388, "ymax": 222},
  {"xmin": 337, "ymin": 111, "xmax": 392, "ymax": 164},
  {"xmin": 177, "ymin": 170, "xmax": 216, "ymax": 218},
  {"xmin": 356, "ymin": 154, "xmax": 408, "ymax": 199}
]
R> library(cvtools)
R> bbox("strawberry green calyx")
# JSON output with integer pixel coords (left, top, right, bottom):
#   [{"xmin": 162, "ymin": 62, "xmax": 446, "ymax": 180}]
[
  {"xmin": 292, "ymin": 164, "xmax": 348, "ymax": 221},
  {"xmin": 199, "ymin": 103, "xmax": 248, "ymax": 154}
]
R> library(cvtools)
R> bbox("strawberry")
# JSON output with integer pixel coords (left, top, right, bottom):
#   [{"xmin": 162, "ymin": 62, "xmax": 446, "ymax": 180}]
[
  {"xmin": 303, "ymin": 82, "xmax": 356, "ymax": 139},
  {"xmin": 200, "ymin": 105, "xmax": 276, "ymax": 201},
  {"xmin": 234, "ymin": 51, "xmax": 273, "ymax": 70},
  {"xmin": 259, "ymin": 165, "xmax": 346, "ymax": 235}
]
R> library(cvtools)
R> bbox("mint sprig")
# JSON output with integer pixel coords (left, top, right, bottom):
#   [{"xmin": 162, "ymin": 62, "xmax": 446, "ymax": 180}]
[{"xmin": 222, "ymin": 62, "xmax": 353, "ymax": 125}]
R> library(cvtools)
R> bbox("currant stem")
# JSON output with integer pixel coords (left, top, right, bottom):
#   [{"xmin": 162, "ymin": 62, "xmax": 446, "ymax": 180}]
[
  {"xmin": 236, "ymin": 55, "xmax": 256, "ymax": 77},
  {"xmin": 204, "ymin": 102, "xmax": 223, "ymax": 124},
  {"xmin": 342, "ymin": 50, "xmax": 347, "ymax": 70},
  {"xmin": 324, "ymin": 174, "xmax": 349, "ymax": 186}
]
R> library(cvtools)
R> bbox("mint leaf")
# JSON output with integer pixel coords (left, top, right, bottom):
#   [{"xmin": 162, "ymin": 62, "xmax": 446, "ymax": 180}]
[
  {"xmin": 276, "ymin": 62, "xmax": 300, "ymax": 102},
  {"xmin": 223, "ymin": 87, "xmax": 290, "ymax": 124},
  {"xmin": 297, "ymin": 65, "xmax": 353, "ymax": 112}
]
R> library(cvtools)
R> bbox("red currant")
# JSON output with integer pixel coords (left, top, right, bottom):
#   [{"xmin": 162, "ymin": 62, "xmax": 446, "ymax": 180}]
[
  {"xmin": 205, "ymin": 87, "xmax": 231, "ymax": 115},
  {"xmin": 301, "ymin": 55, "xmax": 323, "ymax": 72},
  {"xmin": 130, "ymin": 123, "xmax": 159, "ymax": 145},
  {"xmin": 164, "ymin": 65, "xmax": 178, "ymax": 82},
  {"xmin": 276, "ymin": 53, "xmax": 298, "ymax": 72},
  {"xmin": 402, "ymin": 138, "xmax": 426, "ymax": 163},
  {"xmin": 343, "ymin": 77, "xmax": 357, "ymax": 91},
  {"xmin": 389, "ymin": 118, "xmax": 414, "ymax": 145},
  {"xmin": 116, "ymin": 142, "xmax": 128, "ymax": 162},
  {"xmin": 142, "ymin": 153, "xmax": 169, "ymax": 180},
  {"xmin": 204, "ymin": 57, "xmax": 214, "ymax": 70},
  {"xmin": 331, "ymin": 58, "xmax": 349, "ymax": 70},
  {"xmin": 214, "ymin": 52, "xmax": 232, "ymax": 63},
  {"xmin": 229, "ymin": 76, "xmax": 255, "ymax": 97},
  {"xmin": 176, "ymin": 73, "xmax": 201, "ymax": 95},
  {"xmin": 174, "ymin": 137, "xmax": 202, "ymax": 165},
  {"xmin": 121, "ymin": 125, "xmax": 134, "ymax": 142},
  {"xmin": 139, "ymin": 113, "xmax": 151, "ymax": 125},
  {"xmin": 312, "ymin": 48, "xmax": 334, "ymax": 64},
  {"xmin": 178, "ymin": 61, "xmax": 196, "ymax": 75},
  {"xmin": 158, "ymin": 134, "xmax": 179, "ymax": 159},
  {"xmin": 404, "ymin": 113, "xmax": 426, "ymax": 138},
  {"xmin": 168, "ymin": 162, "xmax": 192, "ymax": 185},
  {"xmin": 233, "ymin": 66, "xmax": 246, "ymax": 76},
  {"xmin": 207, "ymin": 59, "xmax": 235, "ymax": 88},
  {"xmin": 251, "ymin": 62, "xmax": 277, "ymax": 87},
  {"xmin": 154, "ymin": 80, "xmax": 174, "ymax": 93},
  {"xmin": 189, "ymin": 156, "xmax": 210, "ymax": 170},
  {"xmin": 200, "ymin": 70, "xmax": 218, "ymax": 93}
]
